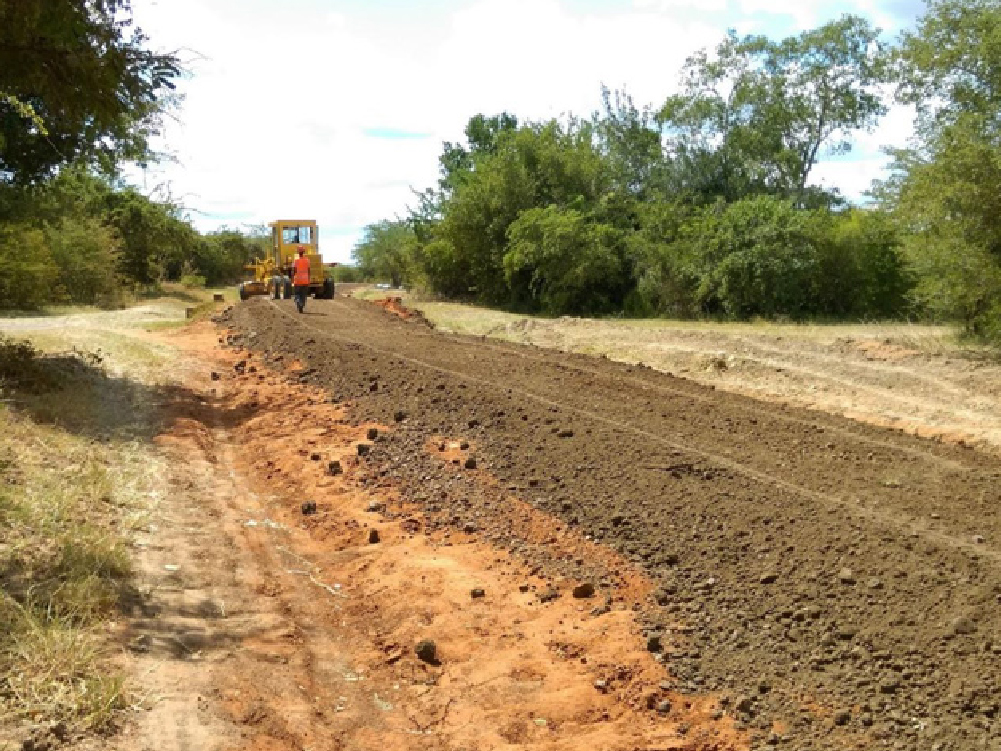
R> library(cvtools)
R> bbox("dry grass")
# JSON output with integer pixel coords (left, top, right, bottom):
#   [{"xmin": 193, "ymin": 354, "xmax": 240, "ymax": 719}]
[
  {"xmin": 0, "ymin": 330, "xmax": 171, "ymax": 741},
  {"xmin": 409, "ymin": 301, "xmax": 983, "ymax": 357}
]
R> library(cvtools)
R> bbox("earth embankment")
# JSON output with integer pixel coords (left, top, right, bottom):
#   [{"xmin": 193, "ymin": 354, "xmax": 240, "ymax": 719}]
[{"xmin": 221, "ymin": 296, "xmax": 1001, "ymax": 751}]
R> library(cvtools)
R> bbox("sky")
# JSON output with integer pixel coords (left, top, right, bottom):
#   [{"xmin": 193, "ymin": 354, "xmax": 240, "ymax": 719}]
[{"xmin": 129, "ymin": 0, "xmax": 927, "ymax": 264}]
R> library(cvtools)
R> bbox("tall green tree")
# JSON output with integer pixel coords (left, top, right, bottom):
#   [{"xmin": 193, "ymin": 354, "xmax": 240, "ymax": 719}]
[
  {"xmin": 353, "ymin": 220, "xmax": 420, "ymax": 288},
  {"xmin": 660, "ymin": 16, "xmax": 889, "ymax": 204},
  {"xmin": 0, "ymin": 0, "xmax": 181, "ymax": 183},
  {"xmin": 883, "ymin": 0, "xmax": 1001, "ymax": 336}
]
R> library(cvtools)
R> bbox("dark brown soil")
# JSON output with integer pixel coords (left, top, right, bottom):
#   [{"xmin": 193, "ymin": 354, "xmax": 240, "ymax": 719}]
[{"xmin": 220, "ymin": 297, "xmax": 1001, "ymax": 751}]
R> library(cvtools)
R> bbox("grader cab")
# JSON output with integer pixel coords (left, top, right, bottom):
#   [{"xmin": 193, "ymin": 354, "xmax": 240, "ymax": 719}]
[{"xmin": 239, "ymin": 220, "xmax": 335, "ymax": 301}]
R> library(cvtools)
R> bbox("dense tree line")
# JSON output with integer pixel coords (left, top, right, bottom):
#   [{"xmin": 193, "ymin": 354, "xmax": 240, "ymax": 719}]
[
  {"xmin": 0, "ymin": 0, "xmax": 265, "ymax": 309},
  {"xmin": 0, "ymin": 167, "xmax": 268, "ymax": 310},
  {"xmin": 355, "ymin": 1, "xmax": 1001, "ymax": 340}
]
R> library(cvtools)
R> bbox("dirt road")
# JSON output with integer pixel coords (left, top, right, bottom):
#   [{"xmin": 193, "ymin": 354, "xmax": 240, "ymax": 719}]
[
  {"xmin": 84, "ymin": 317, "xmax": 736, "ymax": 751},
  {"xmin": 219, "ymin": 296, "xmax": 1001, "ymax": 751}
]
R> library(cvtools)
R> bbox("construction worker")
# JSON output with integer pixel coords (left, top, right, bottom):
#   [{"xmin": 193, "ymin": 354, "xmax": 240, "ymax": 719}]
[{"xmin": 292, "ymin": 246, "xmax": 311, "ymax": 313}]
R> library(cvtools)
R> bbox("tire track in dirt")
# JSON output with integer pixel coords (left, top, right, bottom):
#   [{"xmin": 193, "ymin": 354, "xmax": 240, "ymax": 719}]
[{"xmin": 221, "ymin": 297, "xmax": 1001, "ymax": 751}]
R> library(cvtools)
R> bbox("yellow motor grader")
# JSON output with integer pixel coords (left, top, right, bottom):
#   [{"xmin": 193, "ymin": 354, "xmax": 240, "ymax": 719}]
[{"xmin": 239, "ymin": 219, "xmax": 335, "ymax": 301}]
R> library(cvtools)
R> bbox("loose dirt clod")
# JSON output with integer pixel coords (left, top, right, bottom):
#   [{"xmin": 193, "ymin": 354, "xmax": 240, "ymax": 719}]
[
  {"xmin": 539, "ymin": 588, "xmax": 559, "ymax": 603},
  {"xmin": 414, "ymin": 639, "xmax": 437, "ymax": 664},
  {"xmin": 572, "ymin": 582, "xmax": 595, "ymax": 599}
]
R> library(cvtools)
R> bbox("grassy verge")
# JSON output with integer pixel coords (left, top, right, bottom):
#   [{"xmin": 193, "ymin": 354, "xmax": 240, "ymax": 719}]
[
  {"xmin": 0, "ymin": 333, "xmax": 168, "ymax": 742},
  {"xmin": 399, "ymin": 300, "xmax": 983, "ymax": 359}
]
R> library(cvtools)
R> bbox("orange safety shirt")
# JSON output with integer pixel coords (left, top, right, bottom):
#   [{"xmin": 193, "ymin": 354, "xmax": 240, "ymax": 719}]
[{"xmin": 292, "ymin": 256, "xmax": 311, "ymax": 286}]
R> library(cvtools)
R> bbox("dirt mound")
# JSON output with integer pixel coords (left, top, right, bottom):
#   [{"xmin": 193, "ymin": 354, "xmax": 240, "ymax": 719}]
[
  {"xmin": 224, "ymin": 297, "xmax": 1001, "ymax": 751},
  {"xmin": 372, "ymin": 296, "xmax": 433, "ymax": 328}
]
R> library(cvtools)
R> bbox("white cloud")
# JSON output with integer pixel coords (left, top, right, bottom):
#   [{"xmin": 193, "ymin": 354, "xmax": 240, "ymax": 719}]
[{"xmin": 128, "ymin": 0, "xmax": 914, "ymax": 263}]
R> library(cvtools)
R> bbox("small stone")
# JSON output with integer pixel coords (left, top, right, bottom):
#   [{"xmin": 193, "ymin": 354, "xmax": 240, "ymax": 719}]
[
  {"xmin": 459, "ymin": 440, "xmax": 470, "ymax": 450},
  {"xmin": 368, "ymin": 529, "xmax": 380, "ymax": 544},
  {"xmin": 594, "ymin": 679, "xmax": 608, "ymax": 692},
  {"xmin": 310, "ymin": 452, "xmax": 321, "ymax": 461},
  {"xmin": 952, "ymin": 616, "xmax": 977, "ymax": 635},
  {"xmin": 327, "ymin": 460, "xmax": 342, "ymax": 476},
  {"xmin": 518, "ymin": 583, "xmax": 531, "ymax": 593},
  {"xmin": 394, "ymin": 410, "xmax": 406, "ymax": 422},
  {"xmin": 656, "ymin": 700, "xmax": 672, "ymax": 714},
  {"xmin": 470, "ymin": 587, "xmax": 486, "ymax": 599},
  {"xmin": 357, "ymin": 443, "xmax": 371, "ymax": 456},
  {"xmin": 414, "ymin": 639, "xmax": 437, "ymax": 664},
  {"xmin": 590, "ymin": 598, "xmax": 612, "ymax": 617},
  {"xmin": 838, "ymin": 567, "xmax": 856, "ymax": 585},
  {"xmin": 647, "ymin": 634, "xmax": 663, "ymax": 653},
  {"xmin": 462, "ymin": 522, "xmax": 477, "ymax": 533},
  {"xmin": 572, "ymin": 582, "xmax": 595, "ymax": 599},
  {"xmin": 557, "ymin": 429, "xmax": 574, "ymax": 438},
  {"xmin": 867, "ymin": 577, "xmax": 883, "ymax": 589},
  {"xmin": 833, "ymin": 710, "xmax": 851, "ymax": 726},
  {"xmin": 759, "ymin": 573, "xmax": 779, "ymax": 584},
  {"xmin": 301, "ymin": 501, "xmax": 317, "ymax": 516},
  {"xmin": 210, "ymin": 371, "xmax": 221, "ymax": 381},
  {"xmin": 464, "ymin": 456, "xmax": 477, "ymax": 470},
  {"xmin": 366, "ymin": 427, "xmax": 379, "ymax": 440},
  {"xmin": 539, "ymin": 588, "xmax": 559, "ymax": 603},
  {"xmin": 879, "ymin": 679, "xmax": 900, "ymax": 694},
  {"xmin": 735, "ymin": 695, "xmax": 754, "ymax": 713},
  {"xmin": 366, "ymin": 501, "xmax": 385, "ymax": 513},
  {"xmin": 973, "ymin": 535, "xmax": 986, "ymax": 544}
]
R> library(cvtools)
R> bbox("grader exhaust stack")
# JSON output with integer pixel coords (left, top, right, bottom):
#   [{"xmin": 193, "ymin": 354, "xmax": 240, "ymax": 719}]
[{"xmin": 239, "ymin": 219, "xmax": 335, "ymax": 301}]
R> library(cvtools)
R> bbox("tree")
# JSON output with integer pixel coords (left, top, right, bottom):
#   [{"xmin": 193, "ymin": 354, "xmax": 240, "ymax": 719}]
[
  {"xmin": 660, "ymin": 16, "xmax": 889, "ymax": 203},
  {"xmin": 0, "ymin": 0, "xmax": 181, "ymax": 183},
  {"xmin": 594, "ymin": 87, "xmax": 666, "ymax": 198},
  {"xmin": 352, "ymin": 220, "xmax": 420, "ymax": 288},
  {"xmin": 438, "ymin": 113, "xmax": 519, "ymax": 196},
  {"xmin": 504, "ymin": 206, "xmax": 630, "ymax": 315},
  {"xmin": 882, "ymin": 0, "xmax": 1001, "ymax": 336}
]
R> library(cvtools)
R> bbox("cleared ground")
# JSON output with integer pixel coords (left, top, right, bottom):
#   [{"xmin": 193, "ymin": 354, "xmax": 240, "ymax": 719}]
[
  {"xmin": 221, "ymin": 295, "xmax": 1001, "ymax": 751},
  {"xmin": 399, "ymin": 299, "xmax": 1001, "ymax": 454}
]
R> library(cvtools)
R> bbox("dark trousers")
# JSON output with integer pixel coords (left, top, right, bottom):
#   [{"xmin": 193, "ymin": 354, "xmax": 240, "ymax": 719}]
[{"xmin": 294, "ymin": 285, "xmax": 308, "ymax": 312}]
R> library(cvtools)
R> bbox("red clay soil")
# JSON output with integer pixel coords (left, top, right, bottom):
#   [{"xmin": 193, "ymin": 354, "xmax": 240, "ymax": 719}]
[
  {"xmin": 215, "ymin": 296, "xmax": 1001, "ymax": 751},
  {"xmin": 373, "ymin": 296, "xmax": 431, "ymax": 325},
  {"xmin": 105, "ymin": 321, "xmax": 743, "ymax": 751}
]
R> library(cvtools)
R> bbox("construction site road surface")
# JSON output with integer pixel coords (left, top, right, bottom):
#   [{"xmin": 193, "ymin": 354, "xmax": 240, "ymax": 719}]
[{"xmin": 221, "ymin": 296, "xmax": 1001, "ymax": 751}]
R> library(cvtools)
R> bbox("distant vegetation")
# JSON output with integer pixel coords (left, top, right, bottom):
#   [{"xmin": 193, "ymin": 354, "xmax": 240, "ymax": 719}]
[
  {"xmin": 0, "ymin": 0, "xmax": 267, "ymax": 310},
  {"xmin": 354, "ymin": 0, "xmax": 1001, "ymax": 341}
]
